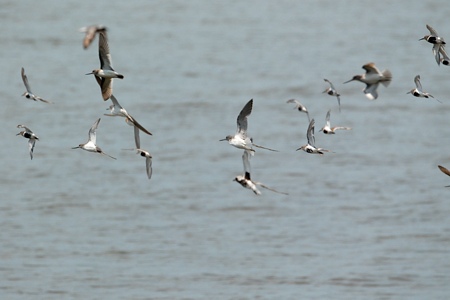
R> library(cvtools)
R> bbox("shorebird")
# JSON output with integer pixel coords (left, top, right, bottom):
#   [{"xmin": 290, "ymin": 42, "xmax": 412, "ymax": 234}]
[
  {"xmin": 220, "ymin": 99, "xmax": 278, "ymax": 155},
  {"xmin": 16, "ymin": 125, "xmax": 39, "ymax": 160},
  {"xmin": 86, "ymin": 31, "xmax": 124, "ymax": 101},
  {"xmin": 21, "ymin": 67, "xmax": 52, "ymax": 104},
  {"xmin": 322, "ymin": 79, "xmax": 341, "ymax": 112},
  {"xmin": 344, "ymin": 62, "xmax": 392, "ymax": 100},
  {"xmin": 297, "ymin": 119, "xmax": 329, "ymax": 155},
  {"xmin": 438, "ymin": 165, "xmax": 450, "ymax": 187},
  {"xmin": 407, "ymin": 75, "xmax": 441, "ymax": 102},
  {"xmin": 233, "ymin": 151, "xmax": 288, "ymax": 195},
  {"xmin": 286, "ymin": 99, "xmax": 311, "ymax": 122},
  {"xmin": 104, "ymin": 94, "xmax": 153, "ymax": 136},
  {"xmin": 79, "ymin": 24, "xmax": 107, "ymax": 49},
  {"xmin": 72, "ymin": 118, "xmax": 116, "ymax": 159},
  {"xmin": 320, "ymin": 110, "xmax": 352, "ymax": 134},
  {"xmin": 419, "ymin": 24, "xmax": 446, "ymax": 65}
]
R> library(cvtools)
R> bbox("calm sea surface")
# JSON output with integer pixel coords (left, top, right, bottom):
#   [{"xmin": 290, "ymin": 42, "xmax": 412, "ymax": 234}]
[{"xmin": 1, "ymin": 1, "xmax": 450, "ymax": 299}]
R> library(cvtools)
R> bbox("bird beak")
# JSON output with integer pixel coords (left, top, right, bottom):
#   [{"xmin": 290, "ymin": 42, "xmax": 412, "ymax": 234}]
[
  {"xmin": 219, "ymin": 138, "xmax": 227, "ymax": 141},
  {"xmin": 343, "ymin": 79, "xmax": 354, "ymax": 84},
  {"xmin": 295, "ymin": 148, "xmax": 300, "ymax": 151},
  {"xmin": 418, "ymin": 37, "xmax": 425, "ymax": 41},
  {"xmin": 85, "ymin": 72, "xmax": 94, "ymax": 75},
  {"xmin": 71, "ymin": 146, "xmax": 80, "ymax": 149}
]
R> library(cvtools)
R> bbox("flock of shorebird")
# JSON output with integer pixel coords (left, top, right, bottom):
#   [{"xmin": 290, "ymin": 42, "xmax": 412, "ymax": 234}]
[
  {"xmin": 17, "ymin": 25, "xmax": 154, "ymax": 179},
  {"xmin": 14, "ymin": 24, "xmax": 450, "ymax": 189}
]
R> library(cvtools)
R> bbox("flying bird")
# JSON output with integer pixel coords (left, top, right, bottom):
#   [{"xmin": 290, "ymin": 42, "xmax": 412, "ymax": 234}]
[
  {"xmin": 319, "ymin": 110, "xmax": 352, "ymax": 134},
  {"xmin": 297, "ymin": 119, "xmax": 329, "ymax": 155},
  {"xmin": 419, "ymin": 24, "xmax": 446, "ymax": 65},
  {"xmin": 86, "ymin": 31, "xmax": 124, "ymax": 100},
  {"xmin": 16, "ymin": 124, "xmax": 39, "ymax": 160},
  {"xmin": 72, "ymin": 118, "xmax": 116, "ymax": 159},
  {"xmin": 322, "ymin": 79, "xmax": 341, "ymax": 111},
  {"xmin": 21, "ymin": 67, "xmax": 52, "ymax": 104},
  {"xmin": 407, "ymin": 75, "xmax": 440, "ymax": 102},
  {"xmin": 233, "ymin": 151, "xmax": 288, "ymax": 195},
  {"xmin": 344, "ymin": 62, "xmax": 392, "ymax": 100}
]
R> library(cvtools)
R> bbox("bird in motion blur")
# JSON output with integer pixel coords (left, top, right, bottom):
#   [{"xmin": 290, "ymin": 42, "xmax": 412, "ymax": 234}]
[
  {"xmin": 344, "ymin": 62, "xmax": 392, "ymax": 100},
  {"xmin": 79, "ymin": 24, "xmax": 107, "ymax": 49},
  {"xmin": 16, "ymin": 124, "xmax": 39, "ymax": 160},
  {"xmin": 21, "ymin": 67, "xmax": 52, "ymax": 104},
  {"xmin": 86, "ymin": 31, "xmax": 124, "ymax": 100}
]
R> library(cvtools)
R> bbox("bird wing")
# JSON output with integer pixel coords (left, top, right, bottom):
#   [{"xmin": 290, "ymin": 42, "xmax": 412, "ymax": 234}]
[
  {"xmin": 236, "ymin": 99, "xmax": 253, "ymax": 138},
  {"xmin": 97, "ymin": 77, "xmax": 112, "ymax": 101},
  {"xmin": 134, "ymin": 125, "xmax": 141, "ymax": 149},
  {"xmin": 324, "ymin": 78, "xmax": 336, "ymax": 90},
  {"xmin": 127, "ymin": 115, "xmax": 152, "ymax": 135},
  {"xmin": 98, "ymin": 31, "xmax": 113, "ymax": 70},
  {"xmin": 82, "ymin": 26, "xmax": 98, "ymax": 49},
  {"xmin": 364, "ymin": 83, "xmax": 379, "ymax": 100},
  {"xmin": 28, "ymin": 139, "xmax": 36, "ymax": 160},
  {"xmin": 325, "ymin": 110, "xmax": 331, "ymax": 127},
  {"xmin": 362, "ymin": 62, "xmax": 381, "ymax": 76},
  {"xmin": 426, "ymin": 24, "xmax": 438, "ymax": 36},
  {"xmin": 306, "ymin": 118, "xmax": 315, "ymax": 147},
  {"xmin": 145, "ymin": 156, "xmax": 153, "ymax": 179},
  {"xmin": 255, "ymin": 181, "xmax": 289, "ymax": 195},
  {"xmin": 89, "ymin": 118, "xmax": 101, "ymax": 144},
  {"xmin": 21, "ymin": 67, "xmax": 32, "ymax": 93},
  {"xmin": 242, "ymin": 150, "xmax": 251, "ymax": 178},
  {"xmin": 414, "ymin": 75, "xmax": 423, "ymax": 91},
  {"xmin": 438, "ymin": 165, "xmax": 450, "ymax": 177}
]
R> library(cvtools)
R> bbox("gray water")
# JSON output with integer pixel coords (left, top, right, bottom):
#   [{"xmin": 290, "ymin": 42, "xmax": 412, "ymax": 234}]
[{"xmin": 1, "ymin": 1, "xmax": 450, "ymax": 299}]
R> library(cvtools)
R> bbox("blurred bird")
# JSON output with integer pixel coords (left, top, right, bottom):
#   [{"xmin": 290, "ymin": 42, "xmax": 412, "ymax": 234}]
[
  {"xmin": 407, "ymin": 75, "xmax": 441, "ymax": 102},
  {"xmin": 344, "ymin": 62, "xmax": 392, "ymax": 100},
  {"xmin": 79, "ymin": 24, "xmax": 107, "ymax": 49},
  {"xmin": 286, "ymin": 99, "xmax": 311, "ymax": 122},
  {"xmin": 419, "ymin": 24, "xmax": 446, "ymax": 65}
]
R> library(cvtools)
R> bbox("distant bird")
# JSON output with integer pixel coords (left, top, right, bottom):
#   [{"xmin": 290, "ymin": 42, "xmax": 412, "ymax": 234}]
[
  {"xmin": 16, "ymin": 125, "xmax": 39, "ymax": 160},
  {"xmin": 79, "ymin": 24, "xmax": 107, "ymax": 49},
  {"xmin": 297, "ymin": 119, "xmax": 329, "ymax": 155},
  {"xmin": 322, "ymin": 79, "xmax": 341, "ymax": 112},
  {"xmin": 319, "ymin": 110, "xmax": 352, "ymax": 134},
  {"xmin": 286, "ymin": 99, "xmax": 311, "ymax": 122},
  {"xmin": 344, "ymin": 62, "xmax": 392, "ymax": 100},
  {"xmin": 233, "ymin": 151, "xmax": 288, "ymax": 195},
  {"xmin": 438, "ymin": 165, "xmax": 450, "ymax": 187},
  {"xmin": 220, "ymin": 99, "xmax": 278, "ymax": 155},
  {"xmin": 104, "ymin": 94, "xmax": 153, "ymax": 138},
  {"xmin": 72, "ymin": 118, "xmax": 116, "ymax": 159},
  {"xmin": 86, "ymin": 31, "xmax": 124, "ymax": 101},
  {"xmin": 407, "ymin": 75, "xmax": 441, "ymax": 102},
  {"xmin": 419, "ymin": 24, "xmax": 446, "ymax": 65},
  {"xmin": 21, "ymin": 67, "xmax": 52, "ymax": 104}
]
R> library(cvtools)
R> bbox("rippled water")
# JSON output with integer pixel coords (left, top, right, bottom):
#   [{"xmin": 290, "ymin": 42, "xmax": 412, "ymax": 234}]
[{"xmin": 1, "ymin": 1, "xmax": 450, "ymax": 299}]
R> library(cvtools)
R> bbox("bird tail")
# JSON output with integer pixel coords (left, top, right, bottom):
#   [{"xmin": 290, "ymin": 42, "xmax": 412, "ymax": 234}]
[{"xmin": 381, "ymin": 69, "xmax": 392, "ymax": 87}]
